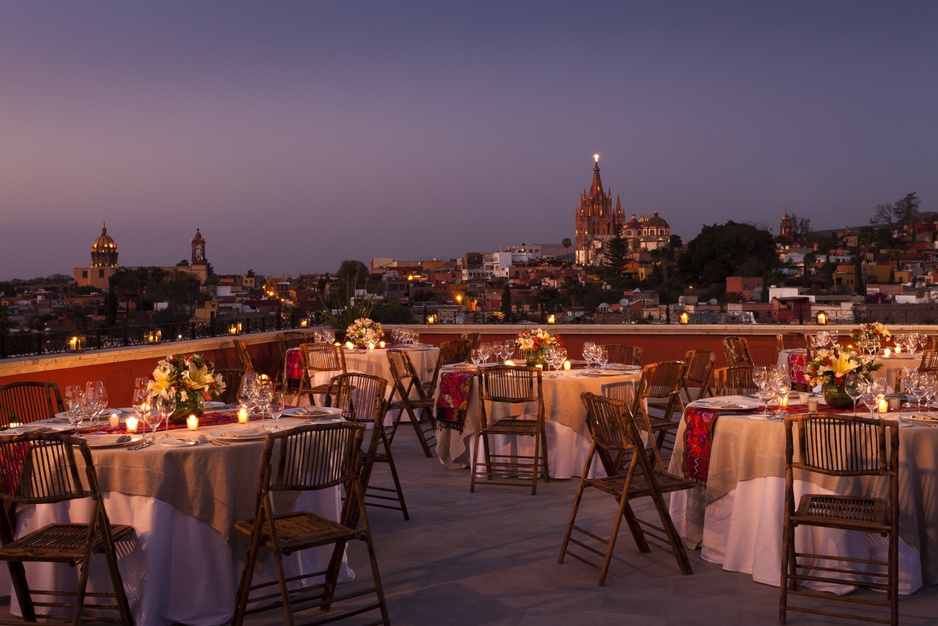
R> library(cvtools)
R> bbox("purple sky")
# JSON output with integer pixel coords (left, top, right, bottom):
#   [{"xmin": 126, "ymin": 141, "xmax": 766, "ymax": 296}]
[{"xmin": 2, "ymin": 1, "xmax": 937, "ymax": 281}]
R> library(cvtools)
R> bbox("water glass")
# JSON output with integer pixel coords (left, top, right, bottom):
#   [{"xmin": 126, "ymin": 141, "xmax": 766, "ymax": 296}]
[
  {"xmin": 268, "ymin": 391, "xmax": 285, "ymax": 430},
  {"xmin": 65, "ymin": 385, "xmax": 84, "ymax": 429}
]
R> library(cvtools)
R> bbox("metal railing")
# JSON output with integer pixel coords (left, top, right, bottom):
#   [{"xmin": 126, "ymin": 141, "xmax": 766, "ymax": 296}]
[{"xmin": 0, "ymin": 314, "xmax": 311, "ymax": 359}]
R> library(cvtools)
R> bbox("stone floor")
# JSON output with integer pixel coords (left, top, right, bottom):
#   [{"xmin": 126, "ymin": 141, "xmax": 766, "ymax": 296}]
[{"xmin": 3, "ymin": 432, "xmax": 937, "ymax": 624}]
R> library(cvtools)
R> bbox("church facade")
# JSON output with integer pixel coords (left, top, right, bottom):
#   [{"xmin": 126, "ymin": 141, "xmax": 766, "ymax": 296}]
[
  {"xmin": 73, "ymin": 225, "xmax": 209, "ymax": 289},
  {"xmin": 574, "ymin": 156, "xmax": 671, "ymax": 266}
]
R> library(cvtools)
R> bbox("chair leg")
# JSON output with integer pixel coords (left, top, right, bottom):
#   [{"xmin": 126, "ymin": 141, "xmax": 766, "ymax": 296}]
[
  {"xmin": 778, "ymin": 519, "xmax": 794, "ymax": 625},
  {"xmin": 469, "ymin": 431, "xmax": 482, "ymax": 493},
  {"xmin": 558, "ymin": 475, "xmax": 589, "ymax": 564},
  {"xmin": 407, "ymin": 405, "xmax": 433, "ymax": 457},
  {"xmin": 378, "ymin": 429, "xmax": 409, "ymax": 520},
  {"xmin": 598, "ymin": 486, "xmax": 634, "ymax": 586},
  {"xmin": 5, "ymin": 561, "xmax": 36, "ymax": 622},
  {"xmin": 234, "ymin": 525, "xmax": 266, "ymax": 625}
]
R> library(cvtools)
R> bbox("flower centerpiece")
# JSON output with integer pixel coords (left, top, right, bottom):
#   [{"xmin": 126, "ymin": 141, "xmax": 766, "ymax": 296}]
[
  {"xmin": 345, "ymin": 318, "xmax": 383, "ymax": 348},
  {"xmin": 851, "ymin": 322, "xmax": 891, "ymax": 355},
  {"xmin": 515, "ymin": 328, "xmax": 562, "ymax": 367},
  {"xmin": 148, "ymin": 353, "xmax": 225, "ymax": 424},
  {"xmin": 805, "ymin": 344, "xmax": 881, "ymax": 409}
]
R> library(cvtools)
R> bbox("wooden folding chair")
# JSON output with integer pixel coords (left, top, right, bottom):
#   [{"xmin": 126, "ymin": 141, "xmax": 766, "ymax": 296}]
[
  {"xmin": 603, "ymin": 344, "xmax": 643, "ymax": 366},
  {"xmin": 712, "ymin": 365, "xmax": 757, "ymax": 396},
  {"xmin": 329, "ymin": 373, "xmax": 408, "ymax": 520},
  {"xmin": 214, "ymin": 368, "xmax": 245, "ymax": 405},
  {"xmin": 681, "ymin": 349, "xmax": 715, "ymax": 405},
  {"xmin": 723, "ymin": 336, "xmax": 754, "ymax": 367},
  {"xmin": 234, "ymin": 340, "xmax": 255, "ymax": 373},
  {"xmin": 296, "ymin": 343, "xmax": 347, "ymax": 407},
  {"xmin": 0, "ymin": 382, "xmax": 65, "ymax": 424},
  {"xmin": 777, "ymin": 332, "xmax": 808, "ymax": 353},
  {"xmin": 470, "ymin": 365, "xmax": 548, "ymax": 495},
  {"xmin": 918, "ymin": 348, "xmax": 938, "ymax": 373},
  {"xmin": 232, "ymin": 423, "xmax": 390, "ymax": 626},
  {"xmin": 439, "ymin": 338, "xmax": 471, "ymax": 366},
  {"xmin": 0, "ymin": 432, "xmax": 134, "ymax": 624},
  {"xmin": 559, "ymin": 392, "xmax": 694, "ymax": 585},
  {"xmin": 631, "ymin": 360, "xmax": 686, "ymax": 468},
  {"xmin": 386, "ymin": 349, "xmax": 437, "ymax": 457},
  {"xmin": 780, "ymin": 413, "xmax": 899, "ymax": 626}
]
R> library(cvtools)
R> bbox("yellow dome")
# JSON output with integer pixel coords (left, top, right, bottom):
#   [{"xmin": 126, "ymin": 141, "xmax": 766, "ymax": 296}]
[{"xmin": 92, "ymin": 223, "xmax": 117, "ymax": 251}]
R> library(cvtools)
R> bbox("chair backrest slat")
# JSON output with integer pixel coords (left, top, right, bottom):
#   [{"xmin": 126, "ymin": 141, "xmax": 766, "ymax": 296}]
[
  {"xmin": 267, "ymin": 423, "xmax": 365, "ymax": 494},
  {"xmin": 301, "ymin": 342, "xmax": 347, "ymax": 374},
  {"xmin": 329, "ymin": 373, "xmax": 388, "ymax": 426},
  {"xmin": 787, "ymin": 413, "xmax": 898, "ymax": 478},
  {"xmin": 0, "ymin": 434, "xmax": 90, "ymax": 505},
  {"xmin": 0, "ymin": 382, "xmax": 64, "ymax": 424},
  {"xmin": 481, "ymin": 365, "xmax": 541, "ymax": 403},
  {"xmin": 723, "ymin": 336, "xmax": 753, "ymax": 367}
]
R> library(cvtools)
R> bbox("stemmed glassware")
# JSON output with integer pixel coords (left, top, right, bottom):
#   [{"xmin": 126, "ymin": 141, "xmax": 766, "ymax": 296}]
[
  {"xmin": 64, "ymin": 385, "xmax": 85, "ymax": 430},
  {"xmin": 85, "ymin": 380, "xmax": 107, "ymax": 427},
  {"xmin": 503, "ymin": 340, "xmax": 515, "ymax": 363},
  {"xmin": 267, "ymin": 391, "xmax": 285, "ymax": 430},
  {"xmin": 595, "ymin": 346, "xmax": 608, "ymax": 370},
  {"xmin": 238, "ymin": 372, "xmax": 259, "ymax": 413},
  {"xmin": 870, "ymin": 378, "xmax": 887, "ymax": 416},
  {"xmin": 845, "ymin": 378, "xmax": 864, "ymax": 416},
  {"xmin": 492, "ymin": 343, "xmax": 506, "ymax": 364},
  {"xmin": 132, "ymin": 387, "xmax": 149, "ymax": 431},
  {"xmin": 478, "ymin": 343, "xmax": 492, "ymax": 364},
  {"xmin": 156, "ymin": 393, "xmax": 175, "ymax": 437},
  {"xmin": 900, "ymin": 368, "xmax": 918, "ymax": 408},
  {"xmin": 582, "ymin": 342, "xmax": 597, "ymax": 368},
  {"xmin": 255, "ymin": 381, "xmax": 273, "ymax": 420},
  {"xmin": 912, "ymin": 373, "xmax": 929, "ymax": 409},
  {"xmin": 470, "ymin": 348, "xmax": 484, "ymax": 367},
  {"xmin": 860, "ymin": 383, "xmax": 879, "ymax": 418},
  {"xmin": 771, "ymin": 374, "xmax": 791, "ymax": 419},
  {"xmin": 321, "ymin": 328, "xmax": 336, "ymax": 344}
]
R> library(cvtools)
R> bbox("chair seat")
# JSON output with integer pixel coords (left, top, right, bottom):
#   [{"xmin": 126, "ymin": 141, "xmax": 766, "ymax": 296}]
[
  {"xmin": 486, "ymin": 417, "xmax": 540, "ymax": 436},
  {"xmin": 794, "ymin": 494, "xmax": 890, "ymax": 531},
  {"xmin": 589, "ymin": 470, "xmax": 694, "ymax": 498},
  {"xmin": 389, "ymin": 397, "xmax": 434, "ymax": 410},
  {"xmin": 235, "ymin": 512, "xmax": 360, "ymax": 554},
  {"xmin": 641, "ymin": 413, "xmax": 681, "ymax": 432},
  {"xmin": 0, "ymin": 523, "xmax": 133, "ymax": 563}
]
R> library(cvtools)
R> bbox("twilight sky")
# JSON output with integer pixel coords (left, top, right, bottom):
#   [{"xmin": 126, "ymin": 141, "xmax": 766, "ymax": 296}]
[{"xmin": 2, "ymin": 1, "xmax": 937, "ymax": 281}]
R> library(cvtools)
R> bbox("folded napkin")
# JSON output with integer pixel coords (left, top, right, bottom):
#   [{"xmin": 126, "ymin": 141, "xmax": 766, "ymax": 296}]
[
  {"xmin": 4, "ymin": 424, "xmax": 48, "ymax": 434},
  {"xmin": 216, "ymin": 427, "xmax": 267, "ymax": 439},
  {"xmin": 436, "ymin": 371, "xmax": 474, "ymax": 432}
]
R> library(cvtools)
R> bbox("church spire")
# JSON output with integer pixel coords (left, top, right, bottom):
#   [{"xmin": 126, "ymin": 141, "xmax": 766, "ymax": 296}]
[{"xmin": 590, "ymin": 153, "xmax": 604, "ymax": 199}]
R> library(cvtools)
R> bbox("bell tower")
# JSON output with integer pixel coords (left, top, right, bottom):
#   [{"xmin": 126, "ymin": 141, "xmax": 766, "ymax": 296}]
[{"xmin": 191, "ymin": 229, "xmax": 206, "ymax": 265}]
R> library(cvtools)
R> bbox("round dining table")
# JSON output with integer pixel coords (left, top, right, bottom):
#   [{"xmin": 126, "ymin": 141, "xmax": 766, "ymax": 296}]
[
  {"xmin": 0, "ymin": 411, "xmax": 351, "ymax": 626},
  {"xmin": 435, "ymin": 365, "xmax": 641, "ymax": 479},
  {"xmin": 668, "ymin": 396, "xmax": 938, "ymax": 595}
]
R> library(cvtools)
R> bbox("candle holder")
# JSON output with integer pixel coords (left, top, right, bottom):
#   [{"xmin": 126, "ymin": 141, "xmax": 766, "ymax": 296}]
[
  {"xmin": 68, "ymin": 335, "xmax": 87, "ymax": 352},
  {"xmin": 147, "ymin": 330, "xmax": 162, "ymax": 344}
]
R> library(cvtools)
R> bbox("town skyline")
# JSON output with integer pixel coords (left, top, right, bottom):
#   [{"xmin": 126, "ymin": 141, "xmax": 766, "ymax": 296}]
[{"xmin": 2, "ymin": 1, "xmax": 936, "ymax": 281}]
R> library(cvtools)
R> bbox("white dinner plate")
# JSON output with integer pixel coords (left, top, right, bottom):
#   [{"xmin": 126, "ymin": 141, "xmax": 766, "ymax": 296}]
[
  {"xmin": 581, "ymin": 369, "xmax": 626, "ymax": 377},
  {"xmin": 161, "ymin": 437, "xmax": 199, "ymax": 447},
  {"xmin": 87, "ymin": 434, "xmax": 143, "ymax": 449},
  {"xmin": 209, "ymin": 428, "xmax": 268, "ymax": 442},
  {"xmin": 203, "ymin": 401, "xmax": 227, "ymax": 410},
  {"xmin": 902, "ymin": 413, "xmax": 938, "ymax": 426},
  {"xmin": 284, "ymin": 406, "xmax": 344, "ymax": 418},
  {"xmin": 56, "ymin": 408, "xmax": 125, "ymax": 421}
]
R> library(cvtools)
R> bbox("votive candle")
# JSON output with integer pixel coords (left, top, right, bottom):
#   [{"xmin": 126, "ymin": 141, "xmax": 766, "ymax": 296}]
[
  {"xmin": 884, "ymin": 348, "xmax": 891, "ymax": 358},
  {"xmin": 878, "ymin": 399, "xmax": 889, "ymax": 413},
  {"xmin": 237, "ymin": 408, "xmax": 249, "ymax": 424},
  {"xmin": 109, "ymin": 412, "xmax": 121, "ymax": 428},
  {"xmin": 379, "ymin": 340, "xmax": 386, "ymax": 348},
  {"xmin": 187, "ymin": 414, "xmax": 199, "ymax": 430},
  {"xmin": 563, "ymin": 360, "xmax": 572, "ymax": 371},
  {"xmin": 125, "ymin": 416, "xmax": 138, "ymax": 433}
]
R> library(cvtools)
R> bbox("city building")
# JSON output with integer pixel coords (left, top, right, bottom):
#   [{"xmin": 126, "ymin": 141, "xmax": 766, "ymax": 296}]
[{"xmin": 574, "ymin": 155, "xmax": 623, "ymax": 265}]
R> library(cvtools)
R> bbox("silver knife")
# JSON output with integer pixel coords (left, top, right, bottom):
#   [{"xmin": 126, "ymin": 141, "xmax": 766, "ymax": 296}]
[{"xmin": 127, "ymin": 438, "xmax": 155, "ymax": 451}]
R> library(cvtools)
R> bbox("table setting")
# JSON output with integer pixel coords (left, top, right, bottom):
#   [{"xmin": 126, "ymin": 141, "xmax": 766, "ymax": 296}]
[
  {"xmin": 435, "ymin": 332, "xmax": 641, "ymax": 476},
  {"xmin": 668, "ymin": 380, "xmax": 938, "ymax": 596},
  {"xmin": 0, "ymin": 351, "xmax": 354, "ymax": 625}
]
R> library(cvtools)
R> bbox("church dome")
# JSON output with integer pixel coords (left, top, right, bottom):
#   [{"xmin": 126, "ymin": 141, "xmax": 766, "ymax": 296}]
[
  {"xmin": 191, "ymin": 228, "xmax": 204, "ymax": 243},
  {"xmin": 92, "ymin": 224, "xmax": 117, "ymax": 252},
  {"xmin": 644, "ymin": 211, "xmax": 669, "ymax": 228},
  {"xmin": 90, "ymin": 223, "xmax": 119, "ymax": 268}
]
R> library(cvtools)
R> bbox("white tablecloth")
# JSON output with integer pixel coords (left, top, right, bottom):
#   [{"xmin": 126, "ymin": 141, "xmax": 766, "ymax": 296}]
[
  {"xmin": 0, "ymin": 417, "xmax": 350, "ymax": 625},
  {"xmin": 436, "ymin": 367, "xmax": 640, "ymax": 479},
  {"xmin": 668, "ymin": 400, "xmax": 938, "ymax": 594}
]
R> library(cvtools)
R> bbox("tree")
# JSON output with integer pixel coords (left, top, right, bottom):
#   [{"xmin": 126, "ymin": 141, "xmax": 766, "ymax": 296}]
[
  {"xmin": 871, "ymin": 192, "xmax": 920, "ymax": 229},
  {"xmin": 602, "ymin": 224, "xmax": 629, "ymax": 277},
  {"xmin": 787, "ymin": 213, "xmax": 812, "ymax": 241},
  {"xmin": 678, "ymin": 221, "xmax": 777, "ymax": 286},
  {"xmin": 336, "ymin": 260, "xmax": 369, "ymax": 290},
  {"xmin": 500, "ymin": 283, "xmax": 513, "ymax": 321}
]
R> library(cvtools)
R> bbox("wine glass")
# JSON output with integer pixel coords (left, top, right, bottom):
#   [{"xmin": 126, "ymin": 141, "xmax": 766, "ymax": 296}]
[
  {"xmin": 772, "ymin": 374, "xmax": 791, "ymax": 419},
  {"xmin": 267, "ymin": 391, "xmax": 285, "ymax": 430},
  {"xmin": 844, "ymin": 378, "xmax": 864, "ymax": 416},
  {"xmin": 255, "ymin": 381, "xmax": 273, "ymax": 420},
  {"xmin": 912, "ymin": 373, "xmax": 929, "ymax": 410},
  {"xmin": 503, "ymin": 340, "xmax": 515, "ymax": 363},
  {"xmin": 85, "ymin": 380, "xmax": 107, "ymax": 427},
  {"xmin": 143, "ymin": 398, "xmax": 162, "ymax": 441},
  {"xmin": 595, "ymin": 346, "xmax": 608, "ymax": 370},
  {"xmin": 64, "ymin": 385, "xmax": 84, "ymax": 430},
  {"xmin": 470, "ymin": 348, "xmax": 483, "ymax": 367},
  {"xmin": 860, "ymin": 384, "xmax": 879, "ymax": 418},
  {"xmin": 478, "ymin": 343, "xmax": 492, "ymax": 364},
  {"xmin": 132, "ymin": 387, "xmax": 149, "ymax": 427},
  {"xmin": 582, "ymin": 342, "xmax": 596, "ymax": 368},
  {"xmin": 492, "ymin": 343, "xmax": 506, "ymax": 364},
  {"xmin": 154, "ymin": 393, "xmax": 175, "ymax": 438},
  {"xmin": 900, "ymin": 368, "xmax": 917, "ymax": 408},
  {"xmin": 238, "ymin": 372, "xmax": 258, "ymax": 410}
]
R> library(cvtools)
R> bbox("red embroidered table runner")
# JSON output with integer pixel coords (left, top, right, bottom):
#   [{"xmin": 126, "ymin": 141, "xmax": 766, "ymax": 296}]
[
  {"xmin": 436, "ymin": 371, "xmax": 475, "ymax": 432},
  {"xmin": 787, "ymin": 352, "xmax": 808, "ymax": 385},
  {"xmin": 682, "ymin": 406, "xmax": 723, "ymax": 486}
]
